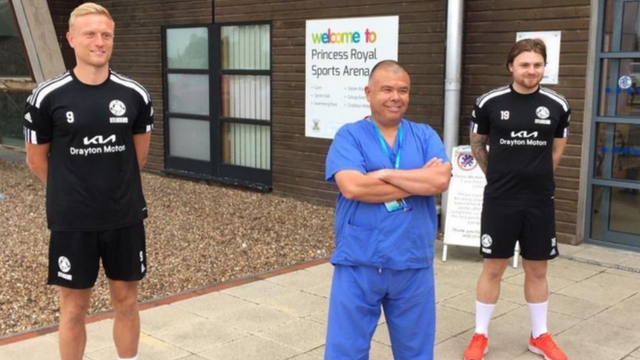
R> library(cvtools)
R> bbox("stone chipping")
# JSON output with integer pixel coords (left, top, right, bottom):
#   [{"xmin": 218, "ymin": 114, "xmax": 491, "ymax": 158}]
[{"xmin": 0, "ymin": 159, "xmax": 335, "ymax": 337}]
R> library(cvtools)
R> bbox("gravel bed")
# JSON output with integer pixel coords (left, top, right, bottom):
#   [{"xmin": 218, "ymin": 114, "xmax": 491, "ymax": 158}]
[{"xmin": 0, "ymin": 159, "xmax": 335, "ymax": 337}]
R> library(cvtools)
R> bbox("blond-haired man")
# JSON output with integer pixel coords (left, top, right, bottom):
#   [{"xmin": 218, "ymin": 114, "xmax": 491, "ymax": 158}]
[{"xmin": 24, "ymin": 3, "xmax": 153, "ymax": 360}]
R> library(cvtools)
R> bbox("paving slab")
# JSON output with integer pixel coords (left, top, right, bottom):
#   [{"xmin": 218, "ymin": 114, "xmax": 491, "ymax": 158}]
[
  {"xmin": 556, "ymin": 318, "xmax": 640, "ymax": 355},
  {"xmin": 584, "ymin": 272, "xmax": 640, "ymax": 291},
  {"xmin": 151, "ymin": 318, "xmax": 248, "ymax": 353},
  {"xmin": 589, "ymin": 295, "xmax": 640, "ymax": 332},
  {"xmin": 257, "ymin": 318, "xmax": 326, "ymax": 353},
  {"xmin": 259, "ymin": 290, "xmax": 327, "ymax": 317},
  {"xmin": 545, "ymin": 261, "xmax": 603, "ymax": 282},
  {"xmin": 175, "ymin": 356, "xmax": 209, "ymax": 360},
  {"xmin": 630, "ymin": 347, "xmax": 640, "ymax": 358},
  {"xmin": 222, "ymin": 280, "xmax": 295, "ymax": 304},
  {"xmin": 502, "ymin": 273, "xmax": 577, "ymax": 294},
  {"xmin": 547, "ymin": 293, "xmax": 611, "ymax": 319},
  {"xmin": 86, "ymin": 333, "xmax": 190, "ymax": 360},
  {"xmin": 491, "ymin": 305, "xmax": 583, "ymax": 335},
  {"xmin": 196, "ymin": 335, "xmax": 298, "ymax": 360},
  {"xmin": 47, "ymin": 319, "xmax": 115, "ymax": 354},
  {"xmin": 2, "ymin": 243, "xmax": 640, "ymax": 360},
  {"xmin": 301, "ymin": 346, "xmax": 324, "ymax": 359},
  {"xmin": 302, "ymin": 281, "xmax": 332, "ymax": 299},
  {"xmin": 440, "ymin": 289, "xmax": 522, "ymax": 316},
  {"xmin": 435, "ymin": 304, "xmax": 475, "ymax": 336},
  {"xmin": 0, "ymin": 336, "xmax": 73, "ymax": 360},
  {"xmin": 139, "ymin": 305, "xmax": 206, "ymax": 337},
  {"xmin": 570, "ymin": 247, "xmax": 636, "ymax": 265},
  {"xmin": 556, "ymin": 280, "xmax": 637, "ymax": 305},
  {"xmin": 171, "ymin": 291, "xmax": 256, "ymax": 319},
  {"xmin": 265, "ymin": 270, "xmax": 330, "ymax": 291}
]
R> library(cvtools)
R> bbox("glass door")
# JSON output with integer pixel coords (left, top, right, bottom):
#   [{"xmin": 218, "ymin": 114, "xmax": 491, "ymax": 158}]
[{"xmin": 588, "ymin": 0, "xmax": 640, "ymax": 247}]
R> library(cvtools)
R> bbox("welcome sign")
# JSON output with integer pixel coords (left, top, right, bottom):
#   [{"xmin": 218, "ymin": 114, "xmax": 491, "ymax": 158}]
[{"xmin": 305, "ymin": 16, "xmax": 399, "ymax": 139}]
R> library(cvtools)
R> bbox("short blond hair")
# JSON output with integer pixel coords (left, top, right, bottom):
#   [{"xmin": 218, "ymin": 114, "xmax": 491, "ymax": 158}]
[{"xmin": 69, "ymin": 2, "xmax": 113, "ymax": 29}]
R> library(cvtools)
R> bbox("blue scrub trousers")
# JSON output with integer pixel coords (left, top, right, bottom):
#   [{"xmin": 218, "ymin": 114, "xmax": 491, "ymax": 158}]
[{"xmin": 324, "ymin": 265, "xmax": 436, "ymax": 360}]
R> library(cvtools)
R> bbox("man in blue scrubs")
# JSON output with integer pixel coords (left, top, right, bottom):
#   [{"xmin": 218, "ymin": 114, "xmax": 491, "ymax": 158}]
[{"xmin": 324, "ymin": 60, "xmax": 451, "ymax": 360}]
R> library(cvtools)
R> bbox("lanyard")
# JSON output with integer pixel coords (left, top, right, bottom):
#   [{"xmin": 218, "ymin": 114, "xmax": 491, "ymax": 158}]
[{"xmin": 371, "ymin": 119, "xmax": 403, "ymax": 169}]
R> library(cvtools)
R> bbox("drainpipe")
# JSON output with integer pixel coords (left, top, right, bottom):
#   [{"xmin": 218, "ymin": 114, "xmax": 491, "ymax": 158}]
[{"xmin": 441, "ymin": 0, "xmax": 464, "ymax": 228}]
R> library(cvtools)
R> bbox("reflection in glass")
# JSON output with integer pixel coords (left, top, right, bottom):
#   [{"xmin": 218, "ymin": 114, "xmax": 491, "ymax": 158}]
[
  {"xmin": 169, "ymin": 118, "xmax": 210, "ymax": 161},
  {"xmin": 594, "ymin": 123, "xmax": 608, "ymax": 179},
  {"xmin": 591, "ymin": 185, "xmax": 640, "ymax": 238},
  {"xmin": 221, "ymin": 75, "xmax": 270, "ymax": 121},
  {"xmin": 168, "ymin": 74, "xmax": 209, "ymax": 115},
  {"xmin": 167, "ymin": 28, "xmax": 208, "ymax": 69},
  {"xmin": 221, "ymin": 25, "xmax": 270, "ymax": 70},
  {"xmin": 222, "ymin": 123, "xmax": 270, "ymax": 170},
  {"xmin": 0, "ymin": 91, "xmax": 29, "ymax": 147},
  {"xmin": 593, "ymin": 123, "xmax": 640, "ymax": 181},
  {"xmin": 621, "ymin": 1, "xmax": 640, "ymax": 52},
  {"xmin": 602, "ymin": 0, "xmax": 613, "ymax": 52},
  {"xmin": 611, "ymin": 185, "xmax": 640, "ymax": 235},
  {"xmin": 601, "ymin": 0, "xmax": 640, "ymax": 52},
  {"xmin": 612, "ymin": 123, "xmax": 640, "ymax": 181},
  {"xmin": 591, "ymin": 185, "xmax": 605, "ymax": 240},
  {"xmin": 598, "ymin": 58, "xmax": 640, "ymax": 117},
  {"xmin": 0, "ymin": 0, "xmax": 31, "ymax": 77}
]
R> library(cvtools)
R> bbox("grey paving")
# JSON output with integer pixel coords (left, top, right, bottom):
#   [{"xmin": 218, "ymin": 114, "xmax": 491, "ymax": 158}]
[{"xmin": 2, "ymin": 242, "xmax": 640, "ymax": 360}]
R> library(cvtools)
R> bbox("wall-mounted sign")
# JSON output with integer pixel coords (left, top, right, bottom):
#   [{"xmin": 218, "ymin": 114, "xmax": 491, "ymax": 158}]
[
  {"xmin": 305, "ymin": 16, "xmax": 399, "ymax": 139},
  {"xmin": 516, "ymin": 31, "xmax": 561, "ymax": 85}
]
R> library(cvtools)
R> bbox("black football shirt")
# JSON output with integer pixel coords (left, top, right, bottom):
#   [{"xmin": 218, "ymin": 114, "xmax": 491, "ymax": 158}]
[
  {"xmin": 471, "ymin": 84, "xmax": 571, "ymax": 206},
  {"xmin": 23, "ymin": 69, "xmax": 154, "ymax": 231}
]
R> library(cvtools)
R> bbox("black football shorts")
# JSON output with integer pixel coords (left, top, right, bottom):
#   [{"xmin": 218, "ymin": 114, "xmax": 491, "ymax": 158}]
[
  {"xmin": 48, "ymin": 222, "xmax": 147, "ymax": 289},
  {"xmin": 479, "ymin": 203, "xmax": 559, "ymax": 261}
]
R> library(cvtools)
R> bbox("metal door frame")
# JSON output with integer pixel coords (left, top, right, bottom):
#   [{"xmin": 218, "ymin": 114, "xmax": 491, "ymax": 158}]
[{"xmin": 586, "ymin": 0, "xmax": 640, "ymax": 248}]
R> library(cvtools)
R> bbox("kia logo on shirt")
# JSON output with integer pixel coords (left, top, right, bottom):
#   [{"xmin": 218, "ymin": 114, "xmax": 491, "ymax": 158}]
[
  {"xmin": 510, "ymin": 131, "xmax": 538, "ymax": 139},
  {"xmin": 83, "ymin": 135, "xmax": 116, "ymax": 145}
]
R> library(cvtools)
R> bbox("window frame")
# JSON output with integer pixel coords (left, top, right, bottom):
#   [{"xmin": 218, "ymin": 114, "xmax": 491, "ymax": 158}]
[{"xmin": 161, "ymin": 21, "xmax": 273, "ymax": 190}]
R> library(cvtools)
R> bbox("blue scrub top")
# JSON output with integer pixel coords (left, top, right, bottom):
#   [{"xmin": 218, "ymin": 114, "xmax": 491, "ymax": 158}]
[{"xmin": 326, "ymin": 118, "xmax": 449, "ymax": 270}]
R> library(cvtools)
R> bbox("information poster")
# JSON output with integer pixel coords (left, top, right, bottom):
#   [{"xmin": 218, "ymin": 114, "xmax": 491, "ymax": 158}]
[
  {"xmin": 516, "ymin": 31, "xmax": 562, "ymax": 85},
  {"xmin": 443, "ymin": 146, "xmax": 487, "ymax": 248},
  {"xmin": 305, "ymin": 16, "xmax": 399, "ymax": 139}
]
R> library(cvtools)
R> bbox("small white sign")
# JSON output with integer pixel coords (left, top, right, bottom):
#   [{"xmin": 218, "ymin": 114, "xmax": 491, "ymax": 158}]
[
  {"xmin": 516, "ymin": 31, "xmax": 562, "ymax": 85},
  {"xmin": 305, "ymin": 16, "xmax": 399, "ymax": 139},
  {"xmin": 443, "ymin": 146, "xmax": 486, "ymax": 248}
]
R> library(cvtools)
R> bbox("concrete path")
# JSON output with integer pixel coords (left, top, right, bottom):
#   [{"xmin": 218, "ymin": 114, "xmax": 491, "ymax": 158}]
[{"xmin": 1, "ymin": 242, "xmax": 640, "ymax": 360}]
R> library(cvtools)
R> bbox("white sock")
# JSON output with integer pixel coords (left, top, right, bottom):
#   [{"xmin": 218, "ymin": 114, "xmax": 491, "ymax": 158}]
[
  {"xmin": 475, "ymin": 301, "xmax": 496, "ymax": 336},
  {"xmin": 118, "ymin": 356, "xmax": 138, "ymax": 360},
  {"xmin": 528, "ymin": 301, "xmax": 549, "ymax": 338}
]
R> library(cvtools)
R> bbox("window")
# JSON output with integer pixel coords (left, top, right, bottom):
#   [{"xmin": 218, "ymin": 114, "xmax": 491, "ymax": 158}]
[
  {"xmin": 0, "ymin": 0, "xmax": 34, "ymax": 147},
  {"xmin": 220, "ymin": 25, "xmax": 271, "ymax": 171},
  {"xmin": 163, "ymin": 23, "xmax": 271, "ymax": 188}
]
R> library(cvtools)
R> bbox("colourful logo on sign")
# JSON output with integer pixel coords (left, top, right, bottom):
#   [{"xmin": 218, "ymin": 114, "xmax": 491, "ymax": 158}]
[
  {"xmin": 457, "ymin": 153, "xmax": 477, "ymax": 171},
  {"xmin": 311, "ymin": 28, "xmax": 378, "ymax": 44}
]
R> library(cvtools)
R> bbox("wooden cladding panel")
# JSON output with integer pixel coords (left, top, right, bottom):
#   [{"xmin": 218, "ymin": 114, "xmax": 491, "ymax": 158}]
[
  {"xmin": 462, "ymin": 0, "xmax": 590, "ymax": 244},
  {"xmin": 216, "ymin": 0, "xmax": 446, "ymax": 204}
]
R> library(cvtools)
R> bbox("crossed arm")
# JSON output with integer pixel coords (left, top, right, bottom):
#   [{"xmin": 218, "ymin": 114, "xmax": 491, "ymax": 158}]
[{"xmin": 335, "ymin": 158, "xmax": 451, "ymax": 204}]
